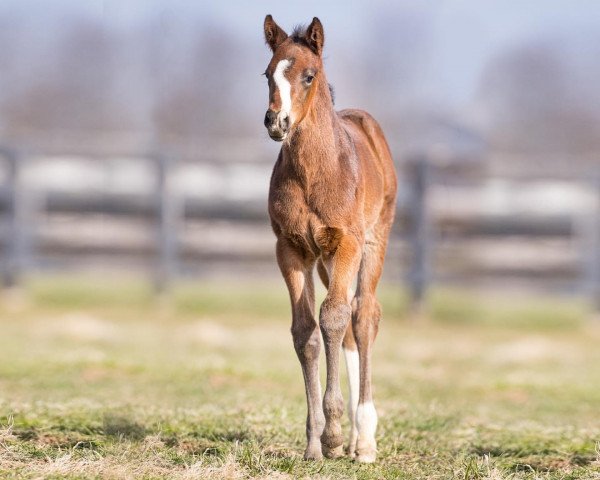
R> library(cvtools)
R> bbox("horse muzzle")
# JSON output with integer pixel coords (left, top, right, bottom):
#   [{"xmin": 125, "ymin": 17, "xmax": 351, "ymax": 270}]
[{"xmin": 264, "ymin": 109, "xmax": 289, "ymax": 142}]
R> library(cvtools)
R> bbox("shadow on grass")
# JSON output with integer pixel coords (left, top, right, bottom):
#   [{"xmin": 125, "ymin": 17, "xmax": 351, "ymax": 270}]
[
  {"xmin": 103, "ymin": 413, "xmax": 146, "ymax": 440},
  {"xmin": 471, "ymin": 444, "xmax": 596, "ymax": 473},
  {"xmin": 188, "ymin": 423, "xmax": 264, "ymax": 444}
]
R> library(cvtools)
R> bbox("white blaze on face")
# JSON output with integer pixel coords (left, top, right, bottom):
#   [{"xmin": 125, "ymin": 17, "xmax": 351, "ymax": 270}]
[{"xmin": 273, "ymin": 59, "xmax": 292, "ymax": 120}]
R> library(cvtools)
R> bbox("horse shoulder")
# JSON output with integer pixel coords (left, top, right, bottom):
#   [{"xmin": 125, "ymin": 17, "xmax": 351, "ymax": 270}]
[{"xmin": 268, "ymin": 154, "xmax": 311, "ymax": 243}]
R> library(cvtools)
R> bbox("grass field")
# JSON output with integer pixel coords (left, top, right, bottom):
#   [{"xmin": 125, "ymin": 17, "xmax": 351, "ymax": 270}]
[{"xmin": 1, "ymin": 276, "xmax": 599, "ymax": 479}]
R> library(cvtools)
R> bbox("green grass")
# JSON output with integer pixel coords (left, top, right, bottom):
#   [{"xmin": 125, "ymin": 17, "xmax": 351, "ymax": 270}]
[{"xmin": 0, "ymin": 275, "xmax": 599, "ymax": 479}]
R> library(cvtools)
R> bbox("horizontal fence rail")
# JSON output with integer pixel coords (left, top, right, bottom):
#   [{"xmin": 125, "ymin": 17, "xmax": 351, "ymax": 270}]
[{"xmin": 0, "ymin": 147, "xmax": 598, "ymax": 312}]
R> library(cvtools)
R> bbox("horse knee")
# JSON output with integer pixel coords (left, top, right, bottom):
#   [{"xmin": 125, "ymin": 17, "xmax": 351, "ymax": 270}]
[
  {"xmin": 319, "ymin": 298, "xmax": 351, "ymax": 343},
  {"xmin": 292, "ymin": 321, "xmax": 320, "ymax": 362}
]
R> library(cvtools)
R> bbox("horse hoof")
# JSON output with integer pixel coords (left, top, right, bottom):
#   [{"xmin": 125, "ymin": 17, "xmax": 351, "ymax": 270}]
[
  {"xmin": 355, "ymin": 449, "xmax": 377, "ymax": 463},
  {"xmin": 322, "ymin": 444, "xmax": 344, "ymax": 459},
  {"xmin": 303, "ymin": 446, "xmax": 323, "ymax": 461}
]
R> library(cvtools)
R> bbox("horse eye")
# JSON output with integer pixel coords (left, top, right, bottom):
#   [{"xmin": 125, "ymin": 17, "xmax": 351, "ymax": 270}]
[{"xmin": 305, "ymin": 75, "xmax": 314, "ymax": 85}]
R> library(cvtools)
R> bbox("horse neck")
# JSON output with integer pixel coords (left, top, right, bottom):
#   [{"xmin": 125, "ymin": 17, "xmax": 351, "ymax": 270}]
[{"xmin": 283, "ymin": 78, "xmax": 339, "ymax": 181}]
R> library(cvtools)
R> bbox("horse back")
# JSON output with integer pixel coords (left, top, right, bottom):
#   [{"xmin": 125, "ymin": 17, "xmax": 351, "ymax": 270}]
[{"xmin": 338, "ymin": 109, "xmax": 398, "ymax": 212}]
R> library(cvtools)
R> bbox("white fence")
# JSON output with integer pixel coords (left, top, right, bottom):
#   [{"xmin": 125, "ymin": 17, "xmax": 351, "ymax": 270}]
[{"xmin": 0, "ymin": 146, "xmax": 598, "ymax": 311}]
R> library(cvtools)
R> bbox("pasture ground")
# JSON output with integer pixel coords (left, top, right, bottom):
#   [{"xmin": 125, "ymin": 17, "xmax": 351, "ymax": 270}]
[{"xmin": 0, "ymin": 276, "xmax": 599, "ymax": 479}]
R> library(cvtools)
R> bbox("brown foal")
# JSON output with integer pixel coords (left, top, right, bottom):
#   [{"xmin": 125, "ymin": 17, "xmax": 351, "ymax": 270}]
[{"xmin": 263, "ymin": 15, "xmax": 397, "ymax": 463}]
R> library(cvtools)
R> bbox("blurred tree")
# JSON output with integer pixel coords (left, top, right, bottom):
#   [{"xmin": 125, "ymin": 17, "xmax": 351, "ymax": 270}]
[
  {"xmin": 151, "ymin": 21, "xmax": 240, "ymax": 142},
  {"xmin": 351, "ymin": 7, "xmax": 443, "ymax": 158},
  {"xmin": 2, "ymin": 18, "xmax": 121, "ymax": 135},
  {"xmin": 477, "ymin": 39, "xmax": 600, "ymax": 157},
  {"xmin": 359, "ymin": 8, "xmax": 433, "ymax": 120}
]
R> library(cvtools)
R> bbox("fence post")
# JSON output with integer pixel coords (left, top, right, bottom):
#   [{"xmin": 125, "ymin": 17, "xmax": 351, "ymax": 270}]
[
  {"xmin": 407, "ymin": 154, "xmax": 431, "ymax": 316},
  {"xmin": 590, "ymin": 173, "xmax": 600, "ymax": 314},
  {"xmin": 153, "ymin": 153, "xmax": 178, "ymax": 294},
  {"xmin": 2, "ymin": 149, "xmax": 18, "ymax": 287},
  {"xmin": 579, "ymin": 171, "xmax": 600, "ymax": 317},
  {"xmin": 1, "ymin": 148, "xmax": 33, "ymax": 289}
]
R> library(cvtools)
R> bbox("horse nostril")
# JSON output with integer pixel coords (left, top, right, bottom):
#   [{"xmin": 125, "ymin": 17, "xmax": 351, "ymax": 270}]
[
  {"xmin": 280, "ymin": 114, "xmax": 289, "ymax": 130},
  {"xmin": 264, "ymin": 110, "xmax": 278, "ymax": 128}
]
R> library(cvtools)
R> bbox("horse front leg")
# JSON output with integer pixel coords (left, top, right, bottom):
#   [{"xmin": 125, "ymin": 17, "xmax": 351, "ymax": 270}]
[
  {"xmin": 319, "ymin": 234, "xmax": 362, "ymax": 458},
  {"xmin": 276, "ymin": 238, "xmax": 324, "ymax": 460},
  {"xmin": 342, "ymin": 317, "xmax": 360, "ymax": 458}
]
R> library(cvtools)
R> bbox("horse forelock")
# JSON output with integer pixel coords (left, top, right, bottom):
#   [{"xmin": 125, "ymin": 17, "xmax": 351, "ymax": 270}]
[{"xmin": 290, "ymin": 24, "xmax": 308, "ymax": 43}]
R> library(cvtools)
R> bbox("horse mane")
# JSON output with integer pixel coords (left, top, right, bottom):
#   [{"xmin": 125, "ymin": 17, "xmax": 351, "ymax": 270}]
[{"xmin": 328, "ymin": 84, "xmax": 335, "ymax": 106}]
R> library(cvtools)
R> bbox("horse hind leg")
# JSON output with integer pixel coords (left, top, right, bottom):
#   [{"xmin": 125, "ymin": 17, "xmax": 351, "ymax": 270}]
[
  {"xmin": 353, "ymin": 222, "xmax": 391, "ymax": 463},
  {"xmin": 353, "ymin": 291, "xmax": 381, "ymax": 463}
]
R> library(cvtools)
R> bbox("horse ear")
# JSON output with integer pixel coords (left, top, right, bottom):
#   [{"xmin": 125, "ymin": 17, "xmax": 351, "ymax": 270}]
[
  {"xmin": 305, "ymin": 17, "xmax": 324, "ymax": 55},
  {"xmin": 264, "ymin": 15, "xmax": 288, "ymax": 52}
]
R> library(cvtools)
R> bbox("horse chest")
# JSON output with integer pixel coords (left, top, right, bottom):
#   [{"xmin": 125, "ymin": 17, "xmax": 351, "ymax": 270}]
[{"xmin": 269, "ymin": 183, "xmax": 343, "ymax": 257}]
